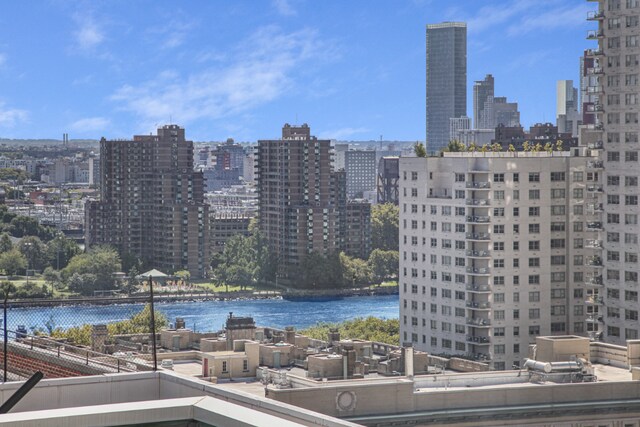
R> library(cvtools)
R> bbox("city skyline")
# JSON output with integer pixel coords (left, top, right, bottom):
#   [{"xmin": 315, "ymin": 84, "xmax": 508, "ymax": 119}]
[{"xmin": 0, "ymin": 1, "xmax": 591, "ymax": 141}]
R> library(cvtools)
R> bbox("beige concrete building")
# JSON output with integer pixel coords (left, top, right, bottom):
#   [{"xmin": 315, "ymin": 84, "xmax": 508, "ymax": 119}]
[
  {"xmin": 399, "ymin": 151, "xmax": 602, "ymax": 370},
  {"xmin": 585, "ymin": 0, "xmax": 640, "ymax": 346}
]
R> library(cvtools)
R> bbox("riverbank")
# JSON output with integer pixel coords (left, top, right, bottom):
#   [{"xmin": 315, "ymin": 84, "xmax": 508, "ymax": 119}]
[{"xmin": 7, "ymin": 285, "xmax": 398, "ymax": 307}]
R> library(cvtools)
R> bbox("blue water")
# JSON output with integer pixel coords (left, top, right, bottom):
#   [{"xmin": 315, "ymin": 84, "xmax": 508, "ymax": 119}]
[{"xmin": 5, "ymin": 295, "xmax": 399, "ymax": 333}]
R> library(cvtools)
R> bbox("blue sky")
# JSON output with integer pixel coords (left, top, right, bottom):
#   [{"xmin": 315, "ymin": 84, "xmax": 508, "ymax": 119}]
[{"xmin": 0, "ymin": 0, "xmax": 592, "ymax": 142}]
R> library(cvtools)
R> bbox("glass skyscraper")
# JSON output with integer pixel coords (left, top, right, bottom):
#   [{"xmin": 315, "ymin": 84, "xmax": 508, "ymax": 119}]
[{"xmin": 426, "ymin": 22, "xmax": 467, "ymax": 154}]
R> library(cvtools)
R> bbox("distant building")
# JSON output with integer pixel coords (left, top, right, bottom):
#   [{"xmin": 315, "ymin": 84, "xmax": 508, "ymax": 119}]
[
  {"xmin": 473, "ymin": 74, "xmax": 494, "ymax": 129},
  {"xmin": 426, "ymin": 22, "xmax": 467, "ymax": 154},
  {"xmin": 580, "ymin": 53, "xmax": 599, "ymax": 126},
  {"xmin": 256, "ymin": 124, "xmax": 337, "ymax": 283},
  {"xmin": 557, "ymin": 80, "xmax": 581, "ymax": 136},
  {"xmin": 85, "ymin": 125, "xmax": 209, "ymax": 278},
  {"xmin": 345, "ymin": 149, "xmax": 376, "ymax": 199},
  {"xmin": 493, "ymin": 123, "xmax": 575, "ymax": 151},
  {"xmin": 209, "ymin": 212, "xmax": 252, "ymax": 254},
  {"xmin": 377, "ymin": 157, "xmax": 399, "ymax": 205},
  {"xmin": 345, "ymin": 200, "xmax": 372, "ymax": 260},
  {"xmin": 333, "ymin": 143, "xmax": 349, "ymax": 170},
  {"xmin": 449, "ymin": 117, "xmax": 471, "ymax": 144},
  {"xmin": 483, "ymin": 96, "xmax": 520, "ymax": 128},
  {"xmin": 204, "ymin": 139, "xmax": 245, "ymax": 191},
  {"xmin": 452, "ymin": 129, "xmax": 495, "ymax": 147}
]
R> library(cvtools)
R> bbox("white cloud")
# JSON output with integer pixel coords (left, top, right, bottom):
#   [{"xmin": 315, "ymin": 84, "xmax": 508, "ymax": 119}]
[
  {"xmin": 319, "ymin": 127, "xmax": 369, "ymax": 140},
  {"xmin": 73, "ymin": 12, "xmax": 105, "ymax": 51},
  {"xmin": 70, "ymin": 117, "xmax": 110, "ymax": 133},
  {"xmin": 507, "ymin": 3, "xmax": 591, "ymax": 37},
  {"xmin": 506, "ymin": 50, "xmax": 554, "ymax": 72},
  {"xmin": 0, "ymin": 103, "xmax": 28, "ymax": 127},
  {"xmin": 147, "ymin": 14, "xmax": 197, "ymax": 50},
  {"xmin": 461, "ymin": 0, "xmax": 588, "ymax": 36},
  {"xmin": 112, "ymin": 26, "xmax": 339, "ymax": 126},
  {"xmin": 273, "ymin": 0, "xmax": 296, "ymax": 16}
]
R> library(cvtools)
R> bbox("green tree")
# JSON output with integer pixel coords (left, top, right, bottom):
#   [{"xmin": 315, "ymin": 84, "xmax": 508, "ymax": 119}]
[
  {"xmin": 67, "ymin": 273, "xmax": 98, "ymax": 295},
  {"xmin": 299, "ymin": 251, "xmax": 344, "ymax": 289},
  {"xmin": 467, "ymin": 142, "xmax": 478, "ymax": 152},
  {"xmin": 46, "ymin": 235, "xmax": 81, "ymax": 270},
  {"xmin": 43, "ymin": 266, "xmax": 63, "ymax": 291},
  {"xmin": 371, "ymin": 203, "xmax": 399, "ymax": 251},
  {"xmin": 251, "ymin": 230, "xmax": 277, "ymax": 287},
  {"xmin": 368, "ymin": 249, "xmax": 399, "ymax": 283},
  {"xmin": 63, "ymin": 246, "xmax": 122, "ymax": 294},
  {"xmin": 340, "ymin": 253, "xmax": 372, "ymax": 286},
  {"xmin": 0, "ymin": 232, "xmax": 12, "ymax": 252},
  {"xmin": 14, "ymin": 281, "xmax": 50, "ymax": 299},
  {"xmin": 18, "ymin": 235, "xmax": 49, "ymax": 272},
  {"xmin": 213, "ymin": 235, "xmax": 255, "ymax": 290},
  {"xmin": 0, "ymin": 280, "xmax": 16, "ymax": 300},
  {"xmin": 0, "ymin": 168, "xmax": 29, "ymax": 183},
  {"xmin": 0, "ymin": 248, "xmax": 27, "ymax": 276},
  {"xmin": 544, "ymin": 142, "xmax": 553, "ymax": 153},
  {"xmin": 555, "ymin": 139, "xmax": 564, "ymax": 151},
  {"xmin": 8, "ymin": 216, "xmax": 57, "ymax": 241},
  {"xmin": 119, "ymin": 266, "xmax": 140, "ymax": 295},
  {"xmin": 300, "ymin": 317, "xmax": 399, "ymax": 345},
  {"xmin": 491, "ymin": 143, "xmax": 502, "ymax": 152},
  {"xmin": 508, "ymin": 144, "xmax": 516, "ymax": 153},
  {"xmin": 413, "ymin": 142, "xmax": 427, "ymax": 158},
  {"xmin": 442, "ymin": 140, "xmax": 466, "ymax": 153},
  {"xmin": 522, "ymin": 141, "xmax": 531, "ymax": 152}
]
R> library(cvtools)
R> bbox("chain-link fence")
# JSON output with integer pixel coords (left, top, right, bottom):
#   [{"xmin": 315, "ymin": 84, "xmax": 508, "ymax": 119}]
[{"xmin": 0, "ymin": 293, "xmax": 161, "ymax": 382}]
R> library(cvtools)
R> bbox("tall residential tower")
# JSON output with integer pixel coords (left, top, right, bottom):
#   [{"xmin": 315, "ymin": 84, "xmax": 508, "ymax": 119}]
[{"xmin": 85, "ymin": 125, "xmax": 209, "ymax": 278}]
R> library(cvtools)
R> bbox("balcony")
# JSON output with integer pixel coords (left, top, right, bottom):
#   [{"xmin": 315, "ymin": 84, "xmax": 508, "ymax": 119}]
[
  {"xmin": 466, "ymin": 250, "xmax": 491, "ymax": 258},
  {"xmin": 466, "ymin": 318, "xmax": 491, "ymax": 327},
  {"xmin": 587, "ymin": 104, "xmax": 604, "ymax": 113},
  {"xmin": 466, "ymin": 182, "xmax": 490, "ymax": 189},
  {"xmin": 587, "ymin": 67, "xmax": 604, "ymax": 75},
  {"xmin": 586, "ymin": 296, "xmax": 604, "ymax": 305},
  {"xmin": 585, "ymin": 48, "xmax": 604, "ymax": 57},
  {"xmin": 466, "ymin": 301, "xmax": 491, "ymax": 310},
  {"xmin": 587, "ymin": 30, "xmax": 604, "ymax": 39},
  {"xmin": 586, "ymin": 203, "xmax": 604, "ymax": 213},
  {"xmin": 466, "ymin": 232, "xmax": 490, "ymax": 241},
  {"xmin": 587, "ymin": 141, "xmax": 604, "ymax": 150},
  {"xmin": 466, "ymin": 335, "xmax": 491, "ymax": 345},
  {"xmin": 587, "ymin": 184, "xmax": 604, "ymax": 193},
  {"xmin": 466, "ymin": 199, "xmax": 491, "ymax": 206},
  {"xmin": 466, "ymin": 284, "xmax": 492, "ymax": 293},
  {"xmin": 586, "ymin": 239, "xmax": 603, "ymax": 249},
  {"xmin": 586, "ymin": 275, "xmax": 603, "ymax": 286},
  {"xmin": 586, "ymin": 315, "xmax": 604, "ymax": 323},
  {"xmin": 587, "ymin": 160, "xmax": 604, "ymax": 168},
  {"xmin": 586, "ymin": 256, "xmax": 604, "ymax": 267},
  {"xmin": 466, "ymin": 267, "xmax": 491, "ymax": 275},
  {"xmin": 587, "ymin": 10, "xmax": 605, "ymax": 20},
  {"xmin": 587, "ymin": 221, "xmax": 602, "ymax": 231},
  {"xmin": 466, "ymin": 215, "xmax": 490, "ymax": 223}
]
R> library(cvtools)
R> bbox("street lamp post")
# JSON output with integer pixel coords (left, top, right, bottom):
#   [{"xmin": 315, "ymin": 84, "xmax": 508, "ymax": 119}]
[{"xmin": 24, "ymin": 242, "xmax": 32, "ymax": 286}]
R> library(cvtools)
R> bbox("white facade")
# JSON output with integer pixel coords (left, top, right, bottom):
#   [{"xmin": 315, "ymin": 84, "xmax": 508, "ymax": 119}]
[
  {"xmin": 587, "ymin": 0, "xmax": 640, "ymax": 345},
  {"xmin": 345, "ymin": 149, "xmax": 377, "ymax": 199},
  {"xmin": 557, "ymin": 80, "xmax": 581, "ymax": 136},
  {"xmin": 399, "ymin": 151, "xmax": 601, "ymax": 370}
]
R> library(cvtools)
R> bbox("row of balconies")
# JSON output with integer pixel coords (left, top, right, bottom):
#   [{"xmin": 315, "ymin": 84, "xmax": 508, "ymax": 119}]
[{"xmin": 587, "ymin": 160, "xmax": 604, "ymax": 168}]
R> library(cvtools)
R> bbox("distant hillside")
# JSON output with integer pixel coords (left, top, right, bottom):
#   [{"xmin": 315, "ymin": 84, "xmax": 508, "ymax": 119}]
[{"xmin": 0, "ymin": 139, "xmax": 99, "ymax": 149}]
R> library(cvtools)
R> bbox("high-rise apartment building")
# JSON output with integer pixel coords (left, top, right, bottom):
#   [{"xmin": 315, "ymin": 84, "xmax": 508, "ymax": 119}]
[
  {"xmin": 256, "ymin": 124, "xmax": 337, "ymax": 282},
  {"xmin": 483, "ymin": 96, "xmax": 521, "ymax": 128},
  {"xmin": 345, "ymin": 149, "xmax": 377, "ymax": 199},
  {"xmin": 473, "ymin": 74, "xmax": 495, "ymax": 129},
  {"xmin": 85, "ymin": 125, "xmax": 209, "ymax": 278},
  {"xmin": 557, "ymin": 80, "xmax": 581, "ymax": 136},
  {"xmin": 426, "ymin": 22, "xmax": 467, "ymax": 154},
  {"xmin": 399, "ymin": 150, "xmax": 601, "ymax": 370},
  {"xmin": 586, "ymin": 0, "xmax": 640, "ymax": 345}
]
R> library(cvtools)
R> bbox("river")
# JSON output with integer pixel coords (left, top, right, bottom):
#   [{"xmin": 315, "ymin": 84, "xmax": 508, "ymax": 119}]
[{"xmin": 5, "ymin": 295, "xmax": 399, "ymax": 333}]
